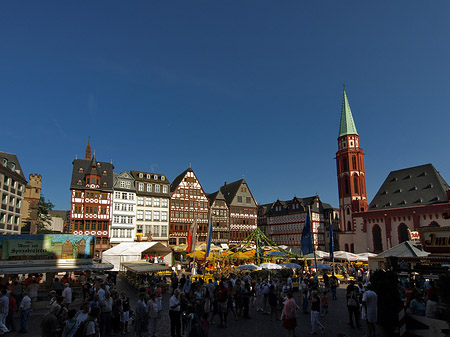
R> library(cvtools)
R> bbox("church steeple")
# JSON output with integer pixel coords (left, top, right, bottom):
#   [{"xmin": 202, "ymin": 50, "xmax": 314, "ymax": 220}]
[
  {"xmin": 339, "ymin": 89, "xmax": 359, "ymax": 137},
  {"xmin": 336, "ymin": 89, "xmax": 367, "ymax": 235},
  {"xmin": 85, "ymin": 137, "xmax": 92, "ymax": 161}
]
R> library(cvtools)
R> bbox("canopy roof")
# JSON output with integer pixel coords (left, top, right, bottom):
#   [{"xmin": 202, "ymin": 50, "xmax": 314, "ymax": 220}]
[
  {"xmin": 377, "ymin": 241, "xmax": 429, "ymax": 258},
  {"xmin": 0, "ymin": 262, "xmax": 113, "ymax": 275},
  {"xmin": 121, "ymin": 261, "xmax": 172, "ymax": 273},
  {"xmin": 103, "ymin": 242, "xmax": 171, "ymax": 256}
]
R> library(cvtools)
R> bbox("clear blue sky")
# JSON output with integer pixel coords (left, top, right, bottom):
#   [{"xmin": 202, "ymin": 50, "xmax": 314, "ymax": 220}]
[{"xmin": 2, "ymin": 1, "xmax": 450, "ymax": 210}]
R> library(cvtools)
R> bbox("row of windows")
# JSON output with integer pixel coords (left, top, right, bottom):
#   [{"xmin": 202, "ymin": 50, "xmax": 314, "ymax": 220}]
[
  {"xmin": 137, "ymin": 183, "xmax": 168, "ymax": 194},
  {"xmin": 137, "ymin": 173, "xmax": 166, "ymax": 181},
  {"xmin": 1, "ymin": 194, "xmax": 21, "ymax": 208},
  {"xmin": 2, "ymin": 176, "xmax": 23, "ymax": 191},
  {"xmin": 177, "ymin": 188, "xmax": 205, "ymax": 197},
  {"xmin": 111, "ymin": 228, "xmax": 133, "ymax": 238},
  {"xmin": 171, "ymin": 199, "xmax": 208, "ymax": 209},
  {"xmin": 114, "ymin": 192, "xmax": 135, "ymax": 201},
  {"xmin": 113, "ymin": 216, "xmax": 134, "ymax": 224},
  {"xmin": 75, "ymin": 191, "xmax": 108, "ymax": 199},
  {"xmin": 74, "ymin": 206, "xmax": 108, "ymax": 215},
  {"xmin": 136, "ymin": 211, "xmax": 167, "ymax": 221},
  {"xmin": 236, "ymin": 196, "xmax": 252, "ymax": 203},
  {"xmin": 72, "ymin": 221, "xmax": 109, "ymax": 231},
  {"xmin": 230, "ymin": 207, "xmax": 256, "ymax": 215},
  {"xmin": 170, "ymin": 211, "xmax": 208, "ymax": 219},
  {"xmin": 114, "ymin": 203, "xmax": 134, "ymax": 212},
  {"xmin": 171, "ymin": 224, "xmax": 207, "ymax": 231},
  {"xmin": 138, "ymin": 224, "xmax": 168, "ymax": 237},
  {"xmin": 0, "ymin": 213, "xmax": 20, "ymax": 225},
  {"xmin": 137, "ymin": 197, "xmax": 168, "ymax": 207}
]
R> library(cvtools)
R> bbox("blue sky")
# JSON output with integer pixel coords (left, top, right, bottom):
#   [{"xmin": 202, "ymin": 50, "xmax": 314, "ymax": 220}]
[{"xmin": 2, "ymin": 1, "xmax": 450, "ymax": 210}]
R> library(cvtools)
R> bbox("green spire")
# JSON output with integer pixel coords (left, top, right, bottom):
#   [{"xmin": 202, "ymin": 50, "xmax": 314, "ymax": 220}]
[{"xmin": 339, "ymin": 89, "xmax": 359, "ymax": 137}]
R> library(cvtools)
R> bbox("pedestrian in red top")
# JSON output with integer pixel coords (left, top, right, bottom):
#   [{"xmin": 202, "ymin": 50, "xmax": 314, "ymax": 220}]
[{"xmin": 282, "ymin": 292, "xmax": 298, "ymax": 337}]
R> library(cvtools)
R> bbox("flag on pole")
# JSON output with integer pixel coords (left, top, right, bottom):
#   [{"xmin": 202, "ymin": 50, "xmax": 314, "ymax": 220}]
[
  {"xmin": 205, "ymin": 213, "xmax": 213, "ymax": 258},
  {"xmin": 186, "ymin": 219, "xmax": 197, "ymax": 253},
  {"xmin": 329, "ymin": 219, "xmax": 334, "ymax": 260},
  {"xmin": 301, "ymin": 212, "xmax": 313, "ymax": 255}
]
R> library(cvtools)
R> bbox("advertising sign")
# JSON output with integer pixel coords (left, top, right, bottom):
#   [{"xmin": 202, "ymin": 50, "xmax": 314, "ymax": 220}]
[
  {"xmin": 0, "ymin": 234, "xmax": 95, "ymax": 262},
  {"xmin": 419, "ymin": 227, "xmax": 450, "ymax": 254}
]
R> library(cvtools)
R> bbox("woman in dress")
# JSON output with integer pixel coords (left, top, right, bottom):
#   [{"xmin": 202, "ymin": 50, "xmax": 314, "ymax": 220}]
[{"xmin": 282, "ymin": 292, "xmax": 298, "ymax": 337}]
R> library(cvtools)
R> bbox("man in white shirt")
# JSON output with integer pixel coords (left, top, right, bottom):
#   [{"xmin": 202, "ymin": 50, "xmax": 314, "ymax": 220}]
[
  {"xmin": 362, "ymin": 282, "xmax": 378, "ymax": 337},
  {"xmin": 19, "ymin": 292, "xmax": 32, "ymax": 333},
  {"xmin": 62, "ymin": 283, "xmax": 72, "ymax": 308},
  {"xmin": 169, "ymin": 289, "xmax": 181, "ymax": 337},
  {"xmin": 0, "ymin": 289, "xmax": 9, "ymax": 334}
]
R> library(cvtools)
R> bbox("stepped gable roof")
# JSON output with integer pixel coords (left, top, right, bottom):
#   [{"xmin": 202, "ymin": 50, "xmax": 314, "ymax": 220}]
[
  {"xmin": 70, "ymin": 158, "xmax": 114, "ymax": 191},
  {"xmin": 0, "ymin": 151, "xmax": 27, "ymax": 183},
  {"xmin": 220, "ymin": 179, "xmax": 244, "ymax": 205},
  {"xmin": 369, "ymin": 163, "xmax": 450, "ymax": 210},
  {"xmin": 339, "ymin": 89, "xmax": 359, "ymax": 137},
  {"xmin": 170, "ymin": 168, "xmax": 191, "ymax": 193},
  {"xmin": 377, "ymin": 241, "xmax": 429, "ymax": 258}
]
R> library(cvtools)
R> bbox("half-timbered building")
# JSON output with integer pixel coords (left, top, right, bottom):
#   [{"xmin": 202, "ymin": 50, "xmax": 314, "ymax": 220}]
[
  {"xmin": 169, "ymin": 168, "xmax": 209, "ymax": 246},
  {"xmin": 220, "ymin": 179, "xmax": 258, "ymax": 243},
  {"xmin": 207, "ymin": 190, "xmax": 229, "ymax": 245},
  {"xmin": 70, "ymin": 139, "xmax": 114, "ymax": 257}
]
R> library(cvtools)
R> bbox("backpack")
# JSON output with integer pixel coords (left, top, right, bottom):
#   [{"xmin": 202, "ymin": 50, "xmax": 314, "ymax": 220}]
[
  {"xmin": 202, "ymin": 286, "xmax": 210, "ymax": 299},
  {"xmin": 347, "ymin": 290, "xmax": 358, "ymax": 307}
]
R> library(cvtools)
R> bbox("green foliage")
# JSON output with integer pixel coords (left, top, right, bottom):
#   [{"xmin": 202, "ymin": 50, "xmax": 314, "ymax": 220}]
[{"xmin": 36, "ymin": 196, "xmax": 54, "ymax": 234}]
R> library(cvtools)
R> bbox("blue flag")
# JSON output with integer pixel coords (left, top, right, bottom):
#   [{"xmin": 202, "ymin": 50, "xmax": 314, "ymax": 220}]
[
  {"xmin": 301, "ymin": 212, "xmax": 313, "ymax": 255},
  {"xmin": 205, "ymin": 213, "xmax": 213, "ymax": 258},
  {"xmin": 329, "ymin": 220, "xmax": 334, "ymax": 260}
]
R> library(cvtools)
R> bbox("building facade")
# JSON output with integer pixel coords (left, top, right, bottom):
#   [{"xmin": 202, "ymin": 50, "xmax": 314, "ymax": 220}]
[
  {"xmin": 219, "ymin": 179, "xmax": 258, "ymax": 243},
  {"xmin": 70, "ymin": 140, "xmax": 114, "ymax": 257},
  {"xmin": 21, "ymin": 173, "xmax": 41, "ymax": 234},
  {"xmin": 131, "ymin": 171, "xmax": 170, "ymax": 245},
  {"xmin": 0, "ymin": 152, "xmax": 27, "ymax": 235},
  {"xmin": 169, "ymin": 168, "xmax": 209, "ymax": 246},
  {"xmin": 259, "ymin": 196, "xmax": 337, "ymax": 250},
  {"xmin": 111, "ymin": 171, "xmax": 136, "ymax": 245},
  {"xmin": 207, "ymin": 190, "xmax": 229, "ymax": 245}
]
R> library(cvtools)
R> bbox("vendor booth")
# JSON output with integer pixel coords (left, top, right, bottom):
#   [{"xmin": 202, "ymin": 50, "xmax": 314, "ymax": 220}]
[{"xmin": 102, "ymin": 242, "xmax": 172, "ymax": 271}]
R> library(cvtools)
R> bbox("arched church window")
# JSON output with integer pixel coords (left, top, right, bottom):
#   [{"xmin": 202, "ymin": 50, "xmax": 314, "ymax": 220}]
[
  {"xmin": 373, "ymin": 225, "xmax": 383, "ymax": 253},
  {"xmin": 347, "ymin": 221, "xmax": 352, "ymax": 231},
  {"xmin": 354, "ymin": 174, "xmax": 359, "ymax": 194},
  {"xmin": 346, "ymin": 208, "xmax": 350, "ymax": 215},
  {"xmin": 343, "ymin": 159, "xmax": 348, "ymax": 171},
  {"xmin": 352, "ymin": 156, "xmax": 357, "ymax": 170},
  {"xmin": 350, "ymin": 243, "xmax": 355, "ymax": 253},
  {"xmin": 344, "ymin": 244, "xmax": 349, "ymax": 252},
  {"xmin": 345, "ymin": 178, "xmax": 349, "ymax": 195},
  {"xmin": 398, "ymin": 223, "xmax": 409, "ymax": 243}
]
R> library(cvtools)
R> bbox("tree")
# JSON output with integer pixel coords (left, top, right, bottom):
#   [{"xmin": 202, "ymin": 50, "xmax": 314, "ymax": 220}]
[{"xmin": 36, "ymin": 196, "xmax": 54, "ymax": 234}]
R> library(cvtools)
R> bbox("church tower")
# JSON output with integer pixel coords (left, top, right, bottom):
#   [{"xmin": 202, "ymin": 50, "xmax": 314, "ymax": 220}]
[{"xmin": 336, "ymin": 89, "xmax": 367, "ymax": 233}]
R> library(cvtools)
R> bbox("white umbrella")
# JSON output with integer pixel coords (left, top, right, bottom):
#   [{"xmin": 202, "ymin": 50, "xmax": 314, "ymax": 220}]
[
  {"xmin": 355, "ymin": 252, "xmax": 377, "ymax": 262},
  {"xmin": 236, "ymin": 264, "xmax": 261, "ymax": 271},
  {"xmin": 260, "ymin": 262, "xmax": 282, "ymax": 270},
  {"xmin": 334, "ymin": 251, "xmax": 359, "ymax": 261},
  {"xmin": 280, "ymin": 262, "xmax": 302, "ymax": 269}
]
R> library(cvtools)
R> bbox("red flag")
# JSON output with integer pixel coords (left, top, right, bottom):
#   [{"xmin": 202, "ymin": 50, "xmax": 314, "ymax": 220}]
[{"xmin": 186, "ymin": 220, "xmax": 197, "ymax": 253}]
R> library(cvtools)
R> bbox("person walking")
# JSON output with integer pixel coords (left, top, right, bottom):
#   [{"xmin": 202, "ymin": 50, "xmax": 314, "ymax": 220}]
[
  {"xmin": 147, "ymin": 293, "xmax": 161, "ymax": 337},
  {"xmin": 169, "ymin": 289, "xmax": 181, "ymax": 337},
  {"xmin": 362, "ymin": 282, "xmax": 378, "ymax": 337},
  {"xmin": 346, "ymin": 280, "xmax": 361, "ymax": 329},
  {"xmin": 282, "ymin": 292, "xmax": 298, "ymax": 337},
  {"xmin": 330, "ymin": 274, "xmax": 338, "ymax": 300},
  {"xmin": 6, "ymin": 292, "xmax": 16, "ymax": 332},
  {"xmin": 0, "ymin": 289, "xmax": 10, "ymax": 335},
  {"xmin": 135, "ymin": 293, "xmax": 148, "ymax": 337},
  {"xmin": 99, "ymin": 291, "xmax": 113, "ymax": 337},
  {"xmin": 61, "ymin": 309, "xmax": 79, "ymax": 337},
  {"xmin": 62, "ymin": 283, "xmax": 72, "ymax": 308},
  {"xmin": 120, "ymin": 292, "xmax": 130, "ymax": 335},
  {"xmin": 18, "ymin": 292, "xmax": 31, "ymax": 333},
  {"xmin": 268, "ymin": 285, "xmax": 278, "ymax": 321},
  {"xmin": 41, "ymin": 304, "xmax": 61, "ymax": 337},
  {"xmin": 310, "ymin": 290, "xmax": 324, "ymax": 334}
]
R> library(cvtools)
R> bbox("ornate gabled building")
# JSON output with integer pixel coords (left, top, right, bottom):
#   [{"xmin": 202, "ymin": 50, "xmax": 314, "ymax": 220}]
[
  {"xmin": 169, "ymin": 168, "xmax": 209, "ymax": 246},
  {"xmin": 259, "ymin": 196, "xmax": 338, "ymax": 250},
  {"xmin": 350, "ymin": 164, "xmax": 450, "ymax": 253},
  {"xmin": 219, "ymin": 179, "xmax": 257, "ymax": 243},
  {"xmin": 130, "ymin": 170, "xmax": 170, "ymax": 245},
  {"xmin": 0, "ymin": 152, "xmax": 27, "ymax": 235},
  {"xmin": 70, "ymin": 139, "xmax": 114, "ymax": 257},
  {"xmin": 207, "ymin": 190, "xmax": 229, "ymax": 245},
  {"xmin": 111, "ymin": 171, "xmax": 136, "ymax": 245}
]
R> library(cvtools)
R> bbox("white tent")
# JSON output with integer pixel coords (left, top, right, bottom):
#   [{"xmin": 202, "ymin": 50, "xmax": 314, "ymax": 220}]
[{"xmin": 102, "ymin": 242, "xmax": 172, "ymax": 271}]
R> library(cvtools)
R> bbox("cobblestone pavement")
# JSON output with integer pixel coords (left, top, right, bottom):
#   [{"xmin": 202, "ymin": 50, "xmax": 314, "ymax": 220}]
[{"xmin": 7, "ymin": 276, "xmax": 370, "ymax": 337}]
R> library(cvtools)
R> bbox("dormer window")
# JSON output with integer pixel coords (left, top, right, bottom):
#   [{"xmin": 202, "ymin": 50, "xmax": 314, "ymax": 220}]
[
  {"xmin": 79, "ymin": 168, "xmax": 84, "ymax": 173},
  {"xmin": 139, "ymin": 173, "xmax": 143, "ymax": 178},
  {"xmin": 154, "ymin": 175, "xmax": 158, "ymax": 180},
  {"xmin": 11, "ymin": 163, "xmax": 15, "ymax": 170},
  {"xmin": 2, "ymin": 159, "xmax": 6, "ymax": 167},
  {"xmin": 161, "ymin": 176, "xmax": 165, "ymax": 181},
  {"xmin": 77, "ymin": 180, "xmax": 82, "ymax": 185},
  {"xmin": 102, "ymin": 170, "xmax": 107, "ymax": 175},
  {"xmin": 103, "ymin": 182, "xmax": 107, "ymax": 187}
]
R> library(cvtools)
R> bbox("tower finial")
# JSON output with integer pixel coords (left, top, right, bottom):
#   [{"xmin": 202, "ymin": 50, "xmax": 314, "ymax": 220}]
[
  {"xmin": 85, "ymin": 137, "xmax": 92, "ymax": 160},
  {"xmin": 189, "ymin": 162, "xmax": 191, "ymax": 169}
]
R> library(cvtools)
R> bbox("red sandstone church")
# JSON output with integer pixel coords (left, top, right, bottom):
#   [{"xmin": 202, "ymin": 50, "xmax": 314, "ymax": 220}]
[{"xmin": 336, "ymin": 90, "xmax": 450, "ymax": 253}]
